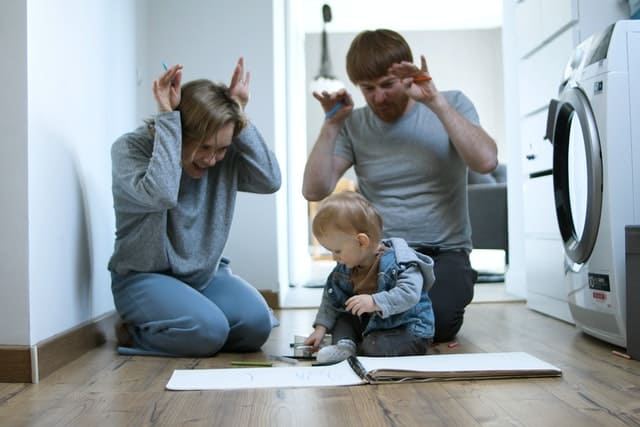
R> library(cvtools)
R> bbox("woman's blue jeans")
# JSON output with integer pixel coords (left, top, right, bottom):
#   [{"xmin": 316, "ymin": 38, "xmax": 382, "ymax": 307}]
[{"xmin": 111, "ymin": 259, "xmax": 272, "ymax": 357}]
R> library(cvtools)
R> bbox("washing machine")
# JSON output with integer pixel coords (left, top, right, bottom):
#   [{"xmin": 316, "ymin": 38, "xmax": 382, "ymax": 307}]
[{"xmin": 545, "ymin": 20, "xmax": 640, "ymax": 347}]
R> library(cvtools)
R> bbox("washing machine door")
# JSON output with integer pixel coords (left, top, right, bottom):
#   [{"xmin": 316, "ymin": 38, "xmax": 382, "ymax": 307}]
[{"xmin": 547, "ymin": 84, "xmax": 603, "ymax": 266}]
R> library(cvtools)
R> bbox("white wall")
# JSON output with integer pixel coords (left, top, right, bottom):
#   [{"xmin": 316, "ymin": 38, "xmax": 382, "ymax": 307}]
[
  {"xmin": 502, "ymin": 0, "xmax": 527, "ymax": 297},
  {"xmin": 0, "ymin": 0, "xmax": 284, "ymax": 347},
  {"xmin": 26, "ymin": 0, "xmax": 136, "ymax": 343},
  {"xmin": 301, "ymin": 0, "xmax": 503, "ymax": 33},
  {"xmin": 0, "ymin": 0, "xmax": 124, "ymax": 346},
  {"xmin": 0, "ymin": 0, "xmax": 30, "ymax": 344}
]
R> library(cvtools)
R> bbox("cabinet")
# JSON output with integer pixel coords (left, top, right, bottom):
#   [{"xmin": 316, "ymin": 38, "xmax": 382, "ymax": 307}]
[
  {"xmin": 523, "ymin": 175, "xmax": 573, "ymax": 322},
  {"xmin": 515, "ymin": 0, "xmax": 577, "ymax": 57}
]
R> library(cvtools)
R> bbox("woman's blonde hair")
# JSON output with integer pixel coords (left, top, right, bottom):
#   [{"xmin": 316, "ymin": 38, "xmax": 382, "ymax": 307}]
[
  {"xmin": 312, "ymin": 191, "xmax": 383, "ymax": 242},
  {"xmin": 177, "ymin": 79, "xmax": 247, "ymax": 146},
  {"xmin": 346, "ymin": 29, "xmax": 413, "ymax": 84}
]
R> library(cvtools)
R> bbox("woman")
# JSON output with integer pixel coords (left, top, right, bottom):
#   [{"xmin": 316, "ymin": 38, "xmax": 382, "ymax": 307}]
[{"xmin": 108, "ymin": 58, "xmax": 281, "ymax": 357}]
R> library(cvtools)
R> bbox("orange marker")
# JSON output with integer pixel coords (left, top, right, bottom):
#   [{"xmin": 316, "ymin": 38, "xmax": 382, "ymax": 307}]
[
  {"xmin": 413, "ymin": 75, "xmax": 432, "ymax": 82},
  {"xmin": 612, "ymin": 350, "xmax": 631, "ymax": 360}
]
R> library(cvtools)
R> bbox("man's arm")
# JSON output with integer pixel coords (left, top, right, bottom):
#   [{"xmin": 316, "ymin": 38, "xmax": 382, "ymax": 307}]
[
  {"xmin": 429, "ymin": 95, "xmax": 498, "ymax": 174},
  {"xmin": 389, "ymin": 55, "xmax": 498, "ymax": 173},
  {"xmin": 302, "ymin": 89, "xmax": 354, "ymax": 201},
  {"xmin": 302, "ymin": 121, "xmax": 353, "ymax": 201}
]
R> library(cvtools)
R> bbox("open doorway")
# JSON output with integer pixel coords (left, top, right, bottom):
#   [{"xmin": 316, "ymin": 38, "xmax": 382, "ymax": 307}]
[{"xmin": 282, "ymin": 1, "xmax": 507, "ymax": 306}]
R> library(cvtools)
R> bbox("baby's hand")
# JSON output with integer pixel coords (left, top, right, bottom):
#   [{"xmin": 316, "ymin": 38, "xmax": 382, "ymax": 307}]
[
  {"xmin": 304, "ymin": 327, "xmax": 327, "ymax": 351},
  {"xmin": 345, "ymin": 294, "xmax": 379, "ymax": 316}
]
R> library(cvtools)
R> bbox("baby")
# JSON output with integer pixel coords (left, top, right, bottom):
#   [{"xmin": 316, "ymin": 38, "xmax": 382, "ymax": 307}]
[{"xmin": 305, "ymin": 191, "xmax": 436, "ymax": 363}]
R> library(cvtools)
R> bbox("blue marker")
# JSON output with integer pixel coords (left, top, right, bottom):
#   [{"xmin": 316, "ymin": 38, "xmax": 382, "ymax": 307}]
[
  {"xmin": 325, "ymin": 100, "xmax": 345, "ymax": 120},
  {"xmin": 162, "ymin": 62, "xmax": 169, "ymax": 71}
]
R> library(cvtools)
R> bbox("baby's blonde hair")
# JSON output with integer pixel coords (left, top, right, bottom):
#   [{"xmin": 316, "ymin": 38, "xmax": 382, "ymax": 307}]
[{"xmin": 312, "ymin": 191, "xmax": 383, "ymax": 243}]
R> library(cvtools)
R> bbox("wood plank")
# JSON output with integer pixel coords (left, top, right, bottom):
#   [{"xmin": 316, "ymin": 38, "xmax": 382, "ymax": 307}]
[
  {"xmin": 0, "ymin": 346, "xmax": 32, "ymax": 383},
  {"xmin": 36, "ymin": 311, "xmax": 117, "ymax": 380}
]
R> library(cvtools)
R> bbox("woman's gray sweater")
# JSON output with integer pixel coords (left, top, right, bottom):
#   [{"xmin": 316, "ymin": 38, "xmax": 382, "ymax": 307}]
[{"xmin": 108, "ymin": 111, "xmax": 281, "ymax": 289}]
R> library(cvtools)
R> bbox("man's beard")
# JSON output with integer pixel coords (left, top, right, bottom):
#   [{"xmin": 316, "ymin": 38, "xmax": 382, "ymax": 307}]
[{"xmin": 370, "ymin": 95, "xmax": 410, "ymax": 123}]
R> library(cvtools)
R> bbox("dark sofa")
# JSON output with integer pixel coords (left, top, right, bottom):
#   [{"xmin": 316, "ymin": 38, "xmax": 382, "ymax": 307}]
[{"xmin": 467, "ymin": 163, "xmax": 508, "ymax": 279}]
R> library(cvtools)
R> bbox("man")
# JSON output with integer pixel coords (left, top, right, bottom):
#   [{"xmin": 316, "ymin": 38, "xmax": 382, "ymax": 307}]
[{"xmin": 303, "ymin": 29, "xmax": 498, "ymax": 342}]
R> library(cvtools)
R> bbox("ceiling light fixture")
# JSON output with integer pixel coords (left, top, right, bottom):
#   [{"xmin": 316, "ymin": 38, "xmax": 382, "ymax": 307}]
[{"xmin": 309, "ymin": 4, "xmax": 344, "ymax": 94}]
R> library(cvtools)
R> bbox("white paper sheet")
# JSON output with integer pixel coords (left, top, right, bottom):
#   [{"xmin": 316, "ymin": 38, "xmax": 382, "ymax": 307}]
[
  {"xmin": 166, "ymin": 359, "xmax": 363, "ymax": 390},
  {"xmin": 166, "ymin": 352, "xmax": 562, "ymax": 391}
]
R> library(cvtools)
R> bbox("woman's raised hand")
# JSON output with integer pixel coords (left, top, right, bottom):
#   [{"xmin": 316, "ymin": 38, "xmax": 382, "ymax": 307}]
[
  {"xmin": 229, "ymin": 57, "xmax": 250, "ymax": 109},
  {"xmin": 153, "ymin": 63, "xmax": 183, "ymax": 112}
]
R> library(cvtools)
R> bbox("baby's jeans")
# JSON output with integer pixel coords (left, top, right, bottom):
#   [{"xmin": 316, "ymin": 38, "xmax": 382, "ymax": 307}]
[{"xmin": 330, "ymin": 312, "xmax": 432, "ymax": 356}]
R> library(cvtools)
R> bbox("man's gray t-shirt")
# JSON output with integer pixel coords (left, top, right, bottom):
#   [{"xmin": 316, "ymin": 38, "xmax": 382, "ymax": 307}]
[{"xmin": 335, "ymin": 91, "xmax": 479, "ymax": 250}]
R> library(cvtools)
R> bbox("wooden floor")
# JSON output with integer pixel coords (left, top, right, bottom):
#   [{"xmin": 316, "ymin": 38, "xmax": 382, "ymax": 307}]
[{"xmin": 1, "ymin": 302, "xmax": 639, "ymax": 426}]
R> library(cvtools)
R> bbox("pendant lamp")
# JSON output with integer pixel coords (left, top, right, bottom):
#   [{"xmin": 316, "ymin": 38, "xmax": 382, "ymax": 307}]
[{"xmin": 309, "ymin": 4, "xmax": 344, "ymax": 94}]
